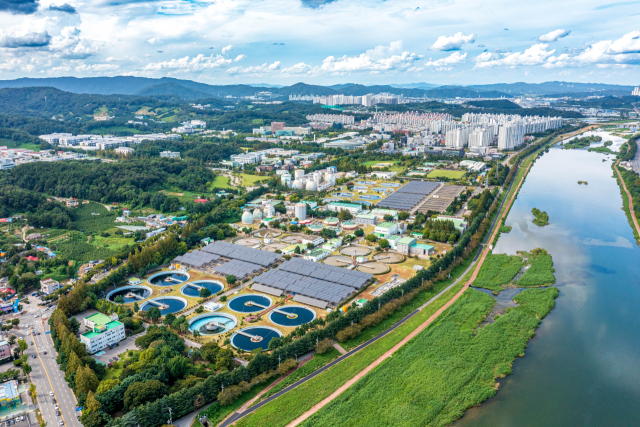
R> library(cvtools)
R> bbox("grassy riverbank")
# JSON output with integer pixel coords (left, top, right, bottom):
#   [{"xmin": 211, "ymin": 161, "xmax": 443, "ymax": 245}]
[
  {"xmin": 299, "ymin": 287, "xmax": 559, "ymax": 427},
  {"xmin": 473, "ymin": 249, "xmax": 555, "ymax": 293}
]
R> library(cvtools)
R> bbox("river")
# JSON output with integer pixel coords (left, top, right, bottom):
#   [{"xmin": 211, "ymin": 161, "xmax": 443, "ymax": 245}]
[{"xmin": 454, "ymin": 133, "xmax": 640, "ymax": 426}]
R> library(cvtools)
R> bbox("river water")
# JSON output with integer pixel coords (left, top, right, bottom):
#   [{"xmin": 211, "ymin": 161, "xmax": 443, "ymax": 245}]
[{"xmin": 454, "ymin": 136, "xmax": 640, "ymax": 426}]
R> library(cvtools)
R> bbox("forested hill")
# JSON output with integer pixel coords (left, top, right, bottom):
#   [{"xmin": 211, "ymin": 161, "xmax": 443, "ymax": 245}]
[{"xmin": 0, "ymin": 159, "xmax": 215, "ymax": 207}]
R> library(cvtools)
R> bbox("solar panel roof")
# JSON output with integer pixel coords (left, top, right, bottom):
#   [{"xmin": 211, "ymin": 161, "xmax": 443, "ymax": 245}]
[
  {"xmin": 202, "ymin": 241, "xmax": 281, "ymax": 266},
  {"xmin": 377, "ymin": 181, "xmax": 441, "ymax": 211}
]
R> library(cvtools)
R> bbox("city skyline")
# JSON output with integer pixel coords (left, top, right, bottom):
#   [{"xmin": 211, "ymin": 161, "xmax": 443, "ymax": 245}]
[{"xmin": 0, "ymin": 0, "xmax": 638, "ymax": 85}]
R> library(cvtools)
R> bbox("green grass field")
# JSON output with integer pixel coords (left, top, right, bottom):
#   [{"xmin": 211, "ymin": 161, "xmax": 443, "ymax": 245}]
[
  {"xmin": 300, "ymin": 287, "xmax": 559, "ymax": 427},
  {"xmin": 211, "ymin": 175, "xmax": 232, "ymax": 189},
  {"xmin": 427, "ymin": 169, "xmax": 466, "ymax": 179},
  {"xmin": 238, "ymin": 173, "xmax": 265, "ymax": 187},
  {"xmin": 73, "ymin": 203, "xmax": 117, "ymax": 233},
  {"xmin": 361, "ymin": 161, "xmax": 399, "ymax": 166},
  {"xmin": 473, "ymin": 253, "xmax": 525, "ymax": 293}
]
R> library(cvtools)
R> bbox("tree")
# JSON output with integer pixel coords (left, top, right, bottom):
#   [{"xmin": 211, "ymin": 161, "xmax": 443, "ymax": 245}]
[
  {"xmin": 193, "ymin": 329, "xmax": 201, "ymax": 338},
  {"xmin": 398, "ymin": 211, "xmax": 410, "ymax": 220},
  {"xmin": 18, "ymin": 339, "xmax": 27, "ymax": 355},
  {"xmin": 379, "ymin": 239, "xmax": 390, "ymax": 249},
  {"xmin": 294, "ymin": 245, "xmax": 301, "ymax": 254},
  {"xmin": 74, "ymin": 366, "xmax": 99, "ymax": 395},
  {"xmin": 85, "ymin": 391, "xmax": 101, "ymax": 412},
  {"xmin": 199, "ymin": 288, "xmax": 212, "ymax": 298},
  {"xmin": 21, "ymin": 362, "xmax": 32, "ymax": 377},
  {"xmin": 29, "ymin": 383, "xmax": 37, "ymax": 403},
  {"xmin": 7, "ymin": 336, "xmax": 16, "ymax": 346},
  {"xmin": 354, "ymin": 228, "xmax": 364, "ymax": 237},
  {"xmin": 69, "ymin": 317, "xmax": 81, "ymax": 334},
  {"xmin": 146, "ymin": 307, "xmax": 161, "ymax": 322},
  {"xmin": 163, "ymin": 313, "xmax": 176, "ymax": 326},
  {"xmin": 114, "ymin": 295, "xmax": 125, "ymax": 304},
  {"xmin": 365, "ymin": 234, "xmax": 379, "ymax": 243},
  {"xmin": 96, "ymin": 379, "xmax": 120, "ymax": 395},
  {"xmin": 133, "ymin": 302, "xmax": 139, "ymax": 313},
  {"xmin": 124, "ymin": 380, "xmax": 166, "ymax": 410},
  {"xmin": 225, "ymin": 275, "xmax": 237, "ymax": 285},
  {"xmin": 337, "ymin": 209, "xmax": 352, "ymax": 221},
  {"xmin": 383, "ymin": 214, "xmax": 394, "ymax": 222}
]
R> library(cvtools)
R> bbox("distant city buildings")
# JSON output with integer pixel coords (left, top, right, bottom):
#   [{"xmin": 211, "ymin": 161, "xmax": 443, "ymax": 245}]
[
  {"xmin": 632, "ymin": 87, "xmax": 640, "ymax": 96},
  {"xmin": 289, "ymin": 93, "xmax": 403, "ymax": 106}
]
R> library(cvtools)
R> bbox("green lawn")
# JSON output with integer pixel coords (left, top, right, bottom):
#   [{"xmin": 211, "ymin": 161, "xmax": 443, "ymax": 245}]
[
  {"xmin": 211, "ymin": 176, "xmax": 232, "ymax": 189},
  {"xmin": 427, "ymin": 169, "xmax": 466, "ymax": 179},
  {"xmin": 361, "ymin": 161, "xmax": 399, "ymax": 166},
  {"xmin": 238, "ymin": 173, "xmax": 265, "ymax": 187},
  {"xmin": 300, "ymin": 287, "xmax": 559, "ymax": 427}
]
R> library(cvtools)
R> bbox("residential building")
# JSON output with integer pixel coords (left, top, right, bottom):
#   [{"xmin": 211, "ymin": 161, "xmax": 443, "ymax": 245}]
[
  {"xmin": 80, "ymin": 313, "xmax": 126, "ymax": 354},
  {"xmin": 40, "ymin": 278, "xmax": 59, "ymax": 295},
  {"xmin": 0, "ymin": 341, "xmax": 11, "ymax": 362}
]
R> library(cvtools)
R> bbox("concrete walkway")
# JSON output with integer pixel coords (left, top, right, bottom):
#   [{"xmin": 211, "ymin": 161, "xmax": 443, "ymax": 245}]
[{"xmin": 332, "ymin": 343, "xmax": 347, "ymax": 355}]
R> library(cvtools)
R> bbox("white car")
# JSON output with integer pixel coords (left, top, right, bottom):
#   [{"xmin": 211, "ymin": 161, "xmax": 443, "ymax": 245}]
[
  {"xmin": 49, "ymin": 392, "xmax": 53, "ymax": 396},
  {"xmin": 54, "ymin": 406, "xmax": 59, "ymax": 411},
  {"xmin": 58, "ymin": 421, "xmax": 64, "ymax": 426}
]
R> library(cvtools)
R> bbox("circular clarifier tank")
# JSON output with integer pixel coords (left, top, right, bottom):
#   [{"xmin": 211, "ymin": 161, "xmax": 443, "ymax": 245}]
[
  {"xmin": 355, "ymin": 180, "xmax": 376, "ymax": 185},
  {"xmin": 227, "ymin": 293, "xmax": 273, "ymax": 314},
  {"xmin": 140, "ymin": 296, "xmax": 187, "ymax": 315},
  {"xmin": 148, "ymin": 271, "xmax": 190, "ymax": 287},
  {"xmin": 189, "ymin": 313, "xmax": 237, "ymax": 336},
  {"xmin": 268, "ymin": 305, "xmax": 316, "ymax": 327},
  {"xmin": 180, "ymin": 280, "xmax": 224, "ymax": 298},
  {"xmin": 372, "ymin": 188, "xmax": 391, "ymax": 194},
  {"xmin": 352, "ymin": 185, "xmax": 368, "ymax": 190},
  {"xmin": 358, "ymin": 194, "xmax": 382, "ymax": 200},
  {"xmin": 107, "ymin": 285, "xmax": 152, "ymax": 303},
  {"xmin": 331, "ymin": 192, "xmax": 354, "ymax": 198},
  {"xmin": 379, "ymin": 182, "xmax": 401, "ymax": 187},
  {"xmin": 231, "ymin": 326, "xmax": 282, "ymax": 352}
]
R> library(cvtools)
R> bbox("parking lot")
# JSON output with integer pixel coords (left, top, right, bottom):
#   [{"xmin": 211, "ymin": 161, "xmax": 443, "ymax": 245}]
[
  {"xmin": 90, "ymin": 331, "xmax": 144, "ymax": 364},
  {"xmin": 1, "ymin": 412, "xmax": 32, "ymax": 427}
]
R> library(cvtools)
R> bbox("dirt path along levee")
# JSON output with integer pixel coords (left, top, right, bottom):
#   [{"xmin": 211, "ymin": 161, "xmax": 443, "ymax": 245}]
[{"xmin": 615, "ymin": 159, "xmax": 640, "ymax": 239}]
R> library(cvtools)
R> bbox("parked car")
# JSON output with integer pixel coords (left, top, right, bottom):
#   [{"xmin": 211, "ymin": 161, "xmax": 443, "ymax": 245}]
[
  {"xmin": 58, "ymin": 421, "xmax": 64, "ymax": 426},
  {"xmin": 54, "ymin": 405, "xmax": 59, "ymax": 411},
  {"xmin": 43, "ymin": 351, "xmax": 47, "ymax": 355},
  {"xmin": 32, "ymin": 355, "xmax": 35, "ymax": 359},
  {"xmin": 55, "ymin": 411, "xmax": 60, "ymax": 416},
  {"xmin": 49, "ymin": 392, "xmax": 53, "ymax": 396}
]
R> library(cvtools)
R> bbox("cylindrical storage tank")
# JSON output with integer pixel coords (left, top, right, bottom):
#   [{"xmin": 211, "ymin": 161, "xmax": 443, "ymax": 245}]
[
  {"xmin": 306, "ymin": 181, "xmax": 318, "ymax": 191},
  {"xmin": 253, "ymin": 208, "xmax": 263, "ymax": 221},
  {"xmin": 293, "ymin": 179, "xmax": 304, "ymax": 190},
  {"xmin": 294, "ymin": 203, "xmax": 307, "ymax": 220},
  {"xmin": 294, "ymin": 170, "xmax": 304, "ymax": 180},
  {"xmin": 241, "ymin": 209, "xmax": 254, "ymax": 225}
]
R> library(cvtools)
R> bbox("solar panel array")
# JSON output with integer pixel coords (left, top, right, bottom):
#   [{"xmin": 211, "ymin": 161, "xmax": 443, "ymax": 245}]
[
  {"xmin": 253, "ymin": 268, "xmax": 355, "ymax": 303},
  {"xmin": 252, "ymin": 257, "xmax": 373, "ymax": 304},
  {"xmin": 202, "ymin": 241, "xmax": 281, "ymax": 266},
  {"xmin": 377, "ymin": 181, "xmax": 441, "ymax": 211},
  {"xmin": 173, "ymin": 251, "xmax": 219, "ymax": 267},
  {"xmin": 213, "ymin": 259, "xmax": 262, "ymax": 279},
  {"xmin": 279, "ymin": 258, "xmax": 371, "ymax": 289}
]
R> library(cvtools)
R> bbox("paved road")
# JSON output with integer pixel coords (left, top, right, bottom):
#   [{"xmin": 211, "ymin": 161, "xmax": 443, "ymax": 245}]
[
  {"xmin": 220, "ymin": 159, "xmax": 523, "ymax": 426},
  {"xmin": 14, "ymin": 302, "xmax": 82, "ymax": 427}
]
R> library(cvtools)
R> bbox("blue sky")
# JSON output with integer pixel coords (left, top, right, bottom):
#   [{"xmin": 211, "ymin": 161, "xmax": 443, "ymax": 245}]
[{"xmin": 0, "ymin": 0, "xmax": 638, "ymax": 85}]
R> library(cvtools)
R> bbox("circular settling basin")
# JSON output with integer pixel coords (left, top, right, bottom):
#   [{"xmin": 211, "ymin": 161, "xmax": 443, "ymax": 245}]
[
  {"xmin": 355, "ymin": 180, "xmax": 376, "ymax": 185},
  {"xmin": 359, "ymin": 194, "xmax": 382, "ymax": 201},
  {"xmin": 372, "ymin": 188, "xmax": 392, "ymax": 194},
  {"xmin": 148, "ymin": 271, "xmax": 190, "ymax": 287},
  {"xmin": 373, "ymin": 252, "xmax": 405, "ymax": 263},
  {"xmin": 379, "ymin": 182, "xmax": 401, "ymax": 187},
  {"xmin": 324, "ymin": 255, "xmax": 353, "ymax": 267},
  {"xmin": 324, "ymin": 218, "xmax": 340, "ymax": 226},
  {"xmin": 332, "ymin": 192, "xmax": 354, "ymax": 198},
  {"xmin": 231, "ymin": 326, "xmax": 282, "ymax": 352},
  {"xmin": 263, "ymin": 242, "xmax": 289, "ymax": 252},
  {"xmin": 356, "ymin": 261, "xmax": 389, "ymax": 274},
  {"xmin": 227, "ymin": 293, "xmax": 273, "ymax": 314},
  {"xmin": 281, "ymin": 234, "xmax": 308, "ymax": 244},
  {"xmin": 235, "ymin": 237, "xmax": 262, "ymax": 247},
  {"xmin": 340, "ymin": 246, "xmax": 372, "ymax": 256},
  {"xmin": 352, "ymin": 185, "xmax": 368, "ymax": 190},
  {"xmin": 253, "ymin": 229, "xmax": 282, "ymax": 238},
  {"xmin": 107, "ymin": 285, "xmax": 152, "ymax": 303},
  {"xmin": 269, "ymin": 305, "xmax": 316, "ymax": 327},
  {"xmin": 189, "ymin": 313, "xmax": 237, "ymax": 336},
  {"xmin": 180, "ymin": 280, "xmax": 224, "ymax": 298},
  {"xmin": 141, "ymin": 297, "xmax": 187, "ymax": 315}
]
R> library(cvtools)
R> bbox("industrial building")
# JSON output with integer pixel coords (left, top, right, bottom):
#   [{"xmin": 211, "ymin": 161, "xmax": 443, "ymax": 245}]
[{"xmin": 80, "ymin": 313, "xmax": 126, "ymax": 354}]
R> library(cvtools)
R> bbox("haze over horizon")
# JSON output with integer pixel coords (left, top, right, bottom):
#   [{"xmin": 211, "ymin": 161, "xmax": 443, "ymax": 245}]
[{"xmin": 0, "ymin": 0, "xmax": 638, "ymax": 86}]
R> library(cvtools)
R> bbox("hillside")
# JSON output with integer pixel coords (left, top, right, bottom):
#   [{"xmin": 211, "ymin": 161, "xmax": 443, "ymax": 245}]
[
  {"xmin": 469, "ymin": 81, "xmax": 635, "ymax": 95},
  {"xmin": 424, "ymin": 86, "xmax": 516, "ymax": 98}
]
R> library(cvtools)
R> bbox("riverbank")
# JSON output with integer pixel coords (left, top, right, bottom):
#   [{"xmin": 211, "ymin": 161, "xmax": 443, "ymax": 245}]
[{"xmin": 613, "ymin": 160, "xmax": 640, "ymax": 243}]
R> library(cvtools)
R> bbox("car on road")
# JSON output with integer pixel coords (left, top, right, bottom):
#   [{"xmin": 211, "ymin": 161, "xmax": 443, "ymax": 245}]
[
  {"xmin": 37, "ymin": 332, "xmax": 41, "ymax": 335},
  {"xmin": 54, "ymin": 405, "xmax": 59, "ymax": 410},
  {"xmin": 21, "ymin": 417, "xmax": 24, "ymax": 422},
  {"xmin": 58, "ymin": 421, "xmax": 64, "ymax": 426},
  {"xmin": 49, "ymin": 391, "xmax": 53, "ymax": 396},
  {"xmin": 55, "ymin": 411, "xmax": 60, "ymax": 416},
  {"xmin": 43, "ymin": 351, "xmax": 47, "ymax": 354}
]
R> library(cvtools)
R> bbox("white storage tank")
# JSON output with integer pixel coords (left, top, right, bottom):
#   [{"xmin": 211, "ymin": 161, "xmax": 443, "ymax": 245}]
[
  {"xmin": 294, "ymin": 203, "xmax": 307, "ymax": 220},
  {"xmin": 306, "ymin": 180, "xmax": 318, "ymax": 191},
  {"xmin": 241, "ymin": 209, "xmax": 254, "ymax": 225},
  {"xmin": 253, "ymin": 208, "xmax": 263, "ymax": 221},
  {"xmin": 293, "ymin": 179, "xmax": 304, "ymax": 190},
  {"xmin": 294, "ymin": 170, "xmax": 304, "ymax": 180}
]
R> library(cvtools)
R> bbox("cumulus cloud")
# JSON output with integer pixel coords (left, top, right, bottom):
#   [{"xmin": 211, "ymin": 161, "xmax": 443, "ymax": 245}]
[
  {"xmin": 545, "ymin": 31, "xmax": 640, "ymax": 68},
  {"xmin": 221, "ymin": 44, "xmax": 232, "ymax": 54},
  {"xmin": 0, "ymin": 0, "xmax": 39, "ymax": 14},
  {"xmin": 0, "ymin": 31, "xmax": 50, "ymax": 48},
  {"xmin": 48, "ymin": 3, "xmax": 76, "ymax": 13},
  {"xmin": 475, "ymin": 43, "xmax": 556, "ymax": 68},
  {"xmin": 144, "ymin": 54, "xmax": 233, "ymax": 72},
  {"xmin": 281, "ymin": 62, "xmax": 312, "ymax": 74},
  {"xmin": 539, "ymin": 29, "xmax": 571, "ymax": 42},
  {"xmin": 430, "ymin": 32, "xmax": 476, "ymax": 51},
  {"xmin": 320, "ymin": 41, "xmax": 421, "ymax": 72},
  {"xmin": 49, "ymin": 27, "xmax": 101, "ymax": 59},
  {"xmin": 75, "ymin": 63, "xmax": 120, "ymax": 72},
  {"xmin": 227, "ymin": 61, "xmax": 281, "ymax": 75},
  {"xmin": 424, "ymin": 52, "xmax": 467, "ymax": 68},
  {"xmin": 607, "ymin": 30, "xmax": 640, "ymax": 54}
]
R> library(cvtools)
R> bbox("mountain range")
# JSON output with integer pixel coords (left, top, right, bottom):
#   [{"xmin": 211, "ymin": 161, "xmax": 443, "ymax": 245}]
[{"xmin": 0, "ymin": 77, "xmax": 633, "ymax": 100}]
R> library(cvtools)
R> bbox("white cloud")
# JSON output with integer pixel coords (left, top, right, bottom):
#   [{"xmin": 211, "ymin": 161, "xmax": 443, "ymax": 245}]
[
  {"xmin": 607, "ymin": 30, "xmax": 640, "ymax": 54},
  {"xmin": 320, "ymin": 41, "xmax": 421, "ymax": 72},
  {"xmin": 430, "ymin": 32, "xmax": 476, "ymax": 51},
  {"xmin": 49, "ymin": 27, "xmax": 102, "ymax": 59},
  {"xmin": 475, "ymin": 43, "xmax": 556, "ymax": 68},
  {"xmin": 0, "ymin": 32, "xmax": 51, "ymax": 48},
  {"xmin": 281, "ymin": 62, "xmax": 313, "ymax": 74},
  {"xmin": 221, "ymin": 44, "xmax": 233, "ymax": 54},
  {"xmin": 539, "ymin": 29, "xmax": 570, "ymax": 42},
  {"xmin": 227, "ymin": 61, "xmax": 281, "ymax": 75},
  {"xmin": 425, "ymin": 52, "xmax": 467, "ymax": 67},
  {"xmin": 144, "ymin": 54, "xmax": 233, "ymax": 72},
  {"xmin": 233, "ymin": 54, "xmax": 246, "ymax": 62},
  {"xmin": 545, "ymin": 31, "xmax": 640, "ymax": 68},
  {"xmin": 75, "ymin": 63, "xmax": 120, "ymax": 72}
]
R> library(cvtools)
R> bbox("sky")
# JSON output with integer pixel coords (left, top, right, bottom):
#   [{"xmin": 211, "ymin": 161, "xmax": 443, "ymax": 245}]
[{"xmin": 0, "ymin": 0, "xmax": 638, "ymax": 86}]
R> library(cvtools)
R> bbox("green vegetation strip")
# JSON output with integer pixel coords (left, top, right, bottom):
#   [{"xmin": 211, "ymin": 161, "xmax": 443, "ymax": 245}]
[
  {"xmin": 300, "ymin": 287, "xmax": 559, "ymax": 427},
  {"xmin": 472, "ymin": 252, "xmax": 524, "ymax": 293},
  {"xmin": 233, "ymin": 282, "xmax": 466, "ymax": 427}
]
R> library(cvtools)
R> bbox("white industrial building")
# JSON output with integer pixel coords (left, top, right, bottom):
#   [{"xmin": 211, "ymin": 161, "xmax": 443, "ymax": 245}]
[{"xmin": 80, "ymin": 313, "xmax": 126, "ymax": 354}]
